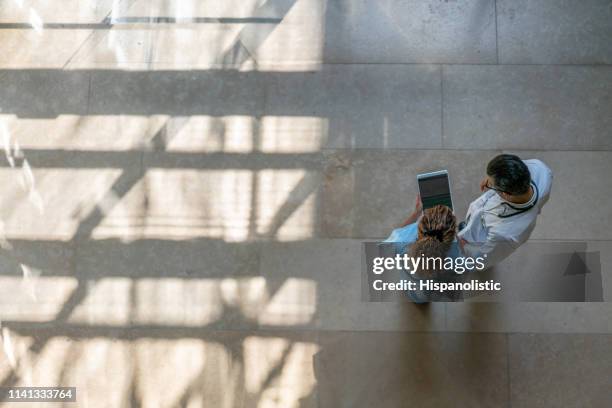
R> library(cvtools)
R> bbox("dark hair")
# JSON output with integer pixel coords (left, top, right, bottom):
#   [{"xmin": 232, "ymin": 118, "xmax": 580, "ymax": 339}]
[
  {"xmin": 486, "ymin": 154, "xmax": 531, "ymax": 195},
  {"xmin": 410, "ymin": 205, "xmax": 456, "ymax": 277}
]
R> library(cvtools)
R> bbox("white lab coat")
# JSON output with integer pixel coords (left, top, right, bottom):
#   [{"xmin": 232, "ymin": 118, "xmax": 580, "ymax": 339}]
[{"xmin": 457, "ymin": 159, "xmax": 553, "ymax": 267}]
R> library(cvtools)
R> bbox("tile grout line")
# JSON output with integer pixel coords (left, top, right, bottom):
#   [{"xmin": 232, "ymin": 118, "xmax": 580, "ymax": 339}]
[
  {"xmin": 261, "ymin": 62, "xmax": 610, "ymax": 69},
  {"xmin": 285, "ymin": 62, "xmax": 612, "ymax": 67},
  {"xmin": 443, "ymin": 302, "xmax": 448, "ymax": 331},
  {"xmin": 440, "ymin": 65, "xmax": 445, "ymax": 148},
  {"xmin": 506, "ymin": 333, "xmax": 512, "ymax": 408},
  {"xmin": 319, "ymin": 147, "xmax": 612, "ymax": 153},
  {"xmin": 9, "ymin": 146, "xmax": 612, "ymax": 154},
  {"xmin": 494, "ymin": 0, "xmax": 500, "ymax": 64},
  {"xmin": 4, "ymin": 322, "xmax": 611, "ymax": 335},
  {"xmin": 48, "ymin": 61, "xmax": 612, "ymax": 69}
]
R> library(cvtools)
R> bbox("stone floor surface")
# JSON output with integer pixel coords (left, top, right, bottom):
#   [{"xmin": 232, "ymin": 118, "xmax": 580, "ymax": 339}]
[{"xmin": 0, "ymin": 0, "xmax": 611, "ymax": 407}]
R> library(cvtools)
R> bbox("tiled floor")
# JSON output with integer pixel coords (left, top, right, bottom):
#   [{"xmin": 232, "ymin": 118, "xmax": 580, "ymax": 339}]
[{"xmin": 0, "ymin": 0, "xmax": 611, "ymax": 407}]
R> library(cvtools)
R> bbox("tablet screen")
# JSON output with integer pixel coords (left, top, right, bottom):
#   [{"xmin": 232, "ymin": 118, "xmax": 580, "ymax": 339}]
[{"xmin": 418, "ymin": 172, "xmax": 453, "ymax": 210}]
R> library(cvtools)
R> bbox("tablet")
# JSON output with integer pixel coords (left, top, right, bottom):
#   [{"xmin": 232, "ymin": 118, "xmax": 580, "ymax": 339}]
[{"xmin": 417, "ymin": 170, "xmax": 453, "ymax": 210}]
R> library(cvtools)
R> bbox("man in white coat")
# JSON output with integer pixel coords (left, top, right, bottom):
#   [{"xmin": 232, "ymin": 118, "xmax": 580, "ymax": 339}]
[{"xmin": 458, "ymin": 154, "xmax": 553, "ymax": 267}]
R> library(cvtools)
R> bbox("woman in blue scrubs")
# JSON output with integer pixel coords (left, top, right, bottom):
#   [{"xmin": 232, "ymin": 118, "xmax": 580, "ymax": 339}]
[{"xmin": 384, "ymin": 196, "xmax": 462, "ymax": 302}]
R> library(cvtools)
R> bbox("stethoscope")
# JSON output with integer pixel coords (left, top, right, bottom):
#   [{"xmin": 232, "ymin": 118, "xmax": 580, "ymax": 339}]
[
  {"xmin": 494, "ymin": 182, "xmax": 539, "ymax": 218},
  {"xmin": 482, "ymin": 181, "xmax": 540, "ymax": 218},
  {"xmin": 467, "ymin": 181, "xmax": 540, "ymax": 228}
]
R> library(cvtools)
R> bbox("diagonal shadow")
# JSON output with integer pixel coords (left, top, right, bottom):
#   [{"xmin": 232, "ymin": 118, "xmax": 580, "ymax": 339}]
[
  {"xmin": 259, "ymin": 172, "xmax": 321, "ymax": 239},
  {"xmin": 0, "ymin": 117, "xmax": 192, "ymax": 388},
  {"xmin": 221, "ymin": 0, "xmax": 299, "ymax": 67},
  {"xmin": 0, "ymin": 0, "xmax": 317, "ymax": 396}
]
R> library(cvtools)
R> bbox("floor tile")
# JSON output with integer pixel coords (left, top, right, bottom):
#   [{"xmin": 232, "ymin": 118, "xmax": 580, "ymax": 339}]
[
  {"xmin": 66, "ymin": 28, "xmax": 157, "ymax": 68},
  {"xmin": 315, "ymin": 331, "xmax": 508, "ymax": 408},
  {"xmin": 75, "ymin": 239, "xmax": 259, "ymax": 280},
  {"xmin": 0, "ymin": 328, "xmax": 319, "ymax": 408},
  {"xmin": 0, "ymin": 70, "xmax": 89, "ymax": 118},
  {"xmin": 446, "ymin": 239, "xmax": 612, "ymax": 333},
  {"xmin": 147, "ymin": 26, "xmax": 244, "ymax": 68},
  {"xmin": 122, "ymin": 0, "xmax": 265, "ymax": 18},
  {"xmin": 582, "ymin": 241, "xmax": 612, "ymax": 300},
  {"xmin": 4, "ymin": 115, "xmax": 167, "ymax": 151},
  {"xmin": 0, "ymin": 159, "xmax": 144, "ymax": 240},
  {"xmin": 508, "ymin": 334, "xmax": 612, "ymax": 407},
  {"xmin": 465, "ymin": 241, "xmax": 608, "ymax": 302},
  {"xmin": 498, "ymin": 0, "xmax": 612, "ymax": 64},
  {"xmin": 141, "ymin": 151, "xmax": 323, "ymax": 241},
  {"xmin": 74, "ymin": 239, "xmax": 260, "ymax": 328},
  {"xmin": 88, "ymin": 70, "xmax": 265, "ymax": 116},
  {"xmin": 68, "ymin": 25, "xmax": 245, "ymax": 69},
  {"xmin": 240, "ymin": 0, "xmax": 325, "ymax": 67},
  {"xmin": 264, "ymin": 64, "xmax": 442, "ymax": 149},
  {"xmin": 446, "ymin": 303, "xmax": 612, "ymax": 333},
  {"xmin": 443, "ymin": 65, "xmax": 612, "ymax": 150},
  {"xmin": 0, "ymin": 29, "xmax": 93, "ymax": 68},
  {"xmin": 1, "ymin": 0, "xmax": 611, "ymax": 405},
  {"xmin": 0, "ymin": 240, "xmax": 76, "ymax": 321},
  {"xmin": 259, "ymin": 240, "xmax": 447, "ymax": 331},
  {"xmin": 0, "ymin": 0, "xmax": 114, "ymax": 23},
  {"xmin": 68, "ymin": 0, "xmax": 297, "ymax": 69},
  {"xmin": 523, "ymin": 151, "xmax": 612, "ymax": 240},
  {"xmin": 324, "ymin": 0, "xmax": 497, "ymax": 63},
  {"xmin": 0, "ymin": 240, "xmax": 73, "ymax": 278}
]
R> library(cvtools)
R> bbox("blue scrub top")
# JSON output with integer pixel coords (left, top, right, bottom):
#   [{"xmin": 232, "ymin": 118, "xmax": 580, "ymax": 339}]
[
  {"xmin": 383, "ymin": 222, "xmax": 461, "ymax": 258},
  {"xmin": 382, "ymin": 222, "xmax": 464, "ymax": 303}
]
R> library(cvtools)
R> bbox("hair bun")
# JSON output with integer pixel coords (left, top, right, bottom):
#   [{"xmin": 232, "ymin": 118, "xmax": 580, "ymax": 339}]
[{"xmin": 424, "ymin": 230, "xmax": 444, "ymax": 242}]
